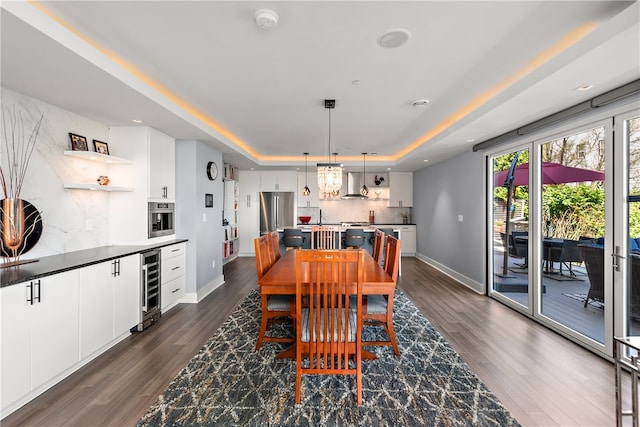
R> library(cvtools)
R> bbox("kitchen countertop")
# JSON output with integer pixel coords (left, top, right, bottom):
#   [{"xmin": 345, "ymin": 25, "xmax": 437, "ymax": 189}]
[{"xmin": 0, "ymin": 239, "xmax": 188, "ymax": 288}]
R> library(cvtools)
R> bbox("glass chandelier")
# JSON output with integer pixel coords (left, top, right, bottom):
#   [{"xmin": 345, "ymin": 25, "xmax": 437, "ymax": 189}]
[{"xmin": 317, "ymin": 99, "xmax": 343, "ymax": 199}]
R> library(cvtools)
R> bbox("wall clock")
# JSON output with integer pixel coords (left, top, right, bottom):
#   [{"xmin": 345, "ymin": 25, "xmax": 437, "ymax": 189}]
[{"xmin": 206, "ymin": 161, "xmax": 218, "ymax": 181}]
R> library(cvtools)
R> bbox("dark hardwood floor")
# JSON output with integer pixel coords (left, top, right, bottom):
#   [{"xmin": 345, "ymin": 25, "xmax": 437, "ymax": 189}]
[{"xmin": 2, "ymin": 257, "xmax": 616, "ymax": 426}]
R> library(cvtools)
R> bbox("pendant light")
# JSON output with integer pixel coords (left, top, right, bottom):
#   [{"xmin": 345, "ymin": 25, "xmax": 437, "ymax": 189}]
[
  {"xmin": 317, "ymin": 99, "xmax": 343, "ymax": 199},
  {"xmin": 302, "ymin": 152, "xmax": 311, "ymax": 196},
  {"xmin": 360, "ymin": 152, "xmax": 369, "ymax": 196}
]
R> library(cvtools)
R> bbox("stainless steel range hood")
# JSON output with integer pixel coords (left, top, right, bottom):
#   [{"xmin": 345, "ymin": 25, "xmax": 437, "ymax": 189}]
[{"xmin": 342, "ymin": 172, "xmax": 369, "ymax": 199}]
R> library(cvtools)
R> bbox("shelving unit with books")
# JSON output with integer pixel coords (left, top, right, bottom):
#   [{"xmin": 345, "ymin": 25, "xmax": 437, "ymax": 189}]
[{"xmin": 222, "ymin": 166, "xmax": 239, "ymax": 264}]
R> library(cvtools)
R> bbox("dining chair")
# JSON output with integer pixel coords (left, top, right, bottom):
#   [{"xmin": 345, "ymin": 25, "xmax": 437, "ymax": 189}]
[
  {"xmin": 283, "ymin": 228, "xmax": 306, "ymax": 250},
  {"xmin": 254, "ymin": 236, "xmax": 293, "ymax": 351},
  {"xmin": 362, "ymin": 235, "xmax": 401, "ymax": 356},
  {"xmin": 268, "ymin": 230, "xmax": 281, "ymax": 263},
  {"xmin": 311, "ymin": 225, "xmax": 341, "ymax": 249},
  {"xmin": 371, "ymin": 229, "xmax": 385, "ymax": 264},
  {"xmin": 343, "ymin": 228, "xmax": 366, "ymax": 249},
  {"xmin": 295, "ymin": 249, "xmax": 364, "ymax": 405}
]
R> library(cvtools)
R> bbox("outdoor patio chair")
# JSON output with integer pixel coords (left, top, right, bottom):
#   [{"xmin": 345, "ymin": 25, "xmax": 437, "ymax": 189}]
[
  {"xmin": 579, "ymin": 245, "xmax": 604, "ymax": 307},
  {"xmin": 557, "ymin": 239, "xmax": 582, "ymax": 277}
]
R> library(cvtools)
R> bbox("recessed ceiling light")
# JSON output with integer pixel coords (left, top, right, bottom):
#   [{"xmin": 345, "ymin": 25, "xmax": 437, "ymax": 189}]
[
  {"xmin": 132, "ymin": 119, "xmax": 143, "ymax": 123},
  {"xmin": 387, "ymin": 167, "xmax": 391, "ymax": 171},
  {"xmin": 423, "ymin": 159, "xmax": 429, "ymax": 163},
  {"xmin": 352, "ymin": 80, "xmax": 364, "ymax": 86},
  {"xmin": 377, "ymin": 28, "xmax": 411, "ymax": 48},
  {"xmin": 576, "ymin": 84, "xmax": 594, "ymax": 91},
  {"xmin": 411, "ymin": 99, "xmax": 430, "ymax": 108},
  {"xmin": 255, "ymin": 9, "xmax": 279, "ymax": 29},
  {"xmin": 466, "ymin": 138, "xmax": 475, "ymax": 143}
]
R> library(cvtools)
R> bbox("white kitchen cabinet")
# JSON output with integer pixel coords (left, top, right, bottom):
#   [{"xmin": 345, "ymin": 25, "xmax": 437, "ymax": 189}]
[
  {"xmin": 148, "ymin": 127, "xmax": 176, "ymax": 201},
  {"xmin": 388, "ymin": 172, "xmax": 413, "ymax": 207},
  {"xmin": 79, "ymin": 255, "xmax": 140, "ymax": 359},
  {"xmin": 1, "ymin": 270, "xmax": 79, "ymax": 414},
  {"xmin": 297, "ymin": 172, "xmax": 319, "ymax": 207},
  {"xmin": 108, "ymin": 126, "xmax": 176, "ymax": 244},
  {"xmin": 260, "ymin": 171, "xmax": 297, "ymax": 191},
  {"xmin": 238, "ymin": 171, "xmax": 261, "ymax": 256},
  {"xmin": 161, "ymin": 243, "xmax": 186, "ymax": 312},
  {"xmin": 397, "ymin": 225, "xmax": 417, "ymax": 255},
  {"xmin": 113, "ymin": 255, "xmax": 141, "ymax": 337}
]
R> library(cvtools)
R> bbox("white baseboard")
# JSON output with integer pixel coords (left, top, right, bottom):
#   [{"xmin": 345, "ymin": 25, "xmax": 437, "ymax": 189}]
[
  {"xmin": 414, "ymin": 253, "xmax": 485, "ymax": 294},
  {"xmin": 181, "ymin": 274, "xmax": 225, "ymax": 304}
]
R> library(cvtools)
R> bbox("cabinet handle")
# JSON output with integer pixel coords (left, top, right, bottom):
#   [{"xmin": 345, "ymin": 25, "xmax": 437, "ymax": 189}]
[
  {"xmin": 27, "ymin": 282, "xmax": 34, "ymax": 305},
  {"xmin": 172, "ymin": 266, "xmax": 180, "ymax": 271},
  {"xmin": 34, "ymin": 280, "xmax": 41, "ymax": 303},
  {"xmin": 172, "ymin": 288, "xmax": 180, "ymax": 293},
  {"xmin": 247, "ymin": 195, "xmax": 251, "ymax": 208},
  {"xmin": 171, "ymin": 248, "xmax": 180, "ymax": 252},
  {"xmin": 116, "ymin": 259, "xmax": 121, "ymax": 276},
  {"xmin": 112, "ymin": 260, "xmax": 117, "ymax": 277}
]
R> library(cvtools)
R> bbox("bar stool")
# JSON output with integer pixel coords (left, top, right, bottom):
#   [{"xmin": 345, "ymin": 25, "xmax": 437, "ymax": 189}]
[
  {"xmin": 343, "ymin": 228, "xmax": 365, "ymax": 248},
  {"xmin": 282, "ymin": 228, "xmax": 306, "ymax": 250}
]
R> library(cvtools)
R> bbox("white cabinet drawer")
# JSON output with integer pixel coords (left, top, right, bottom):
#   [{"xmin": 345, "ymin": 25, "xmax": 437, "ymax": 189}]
[
  {"xmin": 162, "ymin": 276, "xmax": 185, "ymax": 311},
  {"xmin": 162, "ymin": 254, "xmax": 184, "ymax": 283},
  {"xmin": 162, "ymin": 243, "xmax": 185, "ymax": 261}
]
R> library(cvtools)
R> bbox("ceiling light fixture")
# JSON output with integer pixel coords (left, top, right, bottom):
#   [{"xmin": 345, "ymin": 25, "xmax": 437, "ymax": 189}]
[
  {"xmin": 576, "ymin": 84, "xmax": 594, "ymax": 91},
  {"xmin": 255, "ymin": 9, "xmax": 279, "ymax": 29},
  {"xmin": 411, "ymin": 99, "xmax": 430, "ymax": 108},
  {"xmin": 302, "ymin": 152, "xmax": 311, "ymax": 196},
  {"xmin": 132, "ymin": 119, "xmax": 143, "ymax": 123},
  {"xmin": 360, "ymin": 152, "xmax": 369, "ymax": 196},
  {"xmin": 377, "ymin": 28, "xmax": 411, "ymax": 48},
  {"xmin": 317, "ymin": 99, "xmax": 343, "ymax": 199}
]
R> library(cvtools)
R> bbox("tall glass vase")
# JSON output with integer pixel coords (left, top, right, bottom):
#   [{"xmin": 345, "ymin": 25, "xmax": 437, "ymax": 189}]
[{"xmin": 1, "ymin": 198, "xmax": 26, "ymax": 260}]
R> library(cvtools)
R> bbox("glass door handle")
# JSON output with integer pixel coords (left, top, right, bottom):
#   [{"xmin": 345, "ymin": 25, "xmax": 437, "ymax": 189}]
[{"xmin": 612, "ymin": 246, "xmax": 625, "ymax": 272}]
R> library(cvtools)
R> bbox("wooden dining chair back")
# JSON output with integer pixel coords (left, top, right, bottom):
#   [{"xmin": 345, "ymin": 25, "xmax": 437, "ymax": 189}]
[
  {"xmin": 383, "ymin": 235, "xmax": 401, "ymax": 282},
  {"xmin": 311, "ymin": 225, "xmax": 341, "ymax": 249},
  {"xmin": 371, "ymin": 229, "xmax": 385, "ymax": 264},
  {"xmin": 268, "ymin": 230, "xmax": 281, "ymax": 263},
  {"xmin": 254, "ymin": 235, "xmax": 293, "ymax": 351},
  {"xmin": 254, "ymin": 235, "xmax": 273, "ymax": 279},
  {"xmin": 362, "ymin": 235, "xmax": 401, "ymax": 356},
  {"xmin": 295, "ymin": 249, "xmax": 364, "ymax": 405}
]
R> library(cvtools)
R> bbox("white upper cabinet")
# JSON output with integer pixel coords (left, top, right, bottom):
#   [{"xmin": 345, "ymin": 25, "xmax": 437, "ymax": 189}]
[
  {"xmin": 260, "ymin": 171, "xmax": 297, "ymax": 192},
  {"xmin": 238, "ymin": 171, "xmax": 261, "ymax": 256},
  {"xmin": 388, "ymin": 172, "xmax": 413, "ymax": 207},
  {"xmin": 148, "ymin": 127, "xmax": 175, "ymax": 201},
  {"xmin": 297, "ymin": 172, "xmax": 319, "ymax": 207}
]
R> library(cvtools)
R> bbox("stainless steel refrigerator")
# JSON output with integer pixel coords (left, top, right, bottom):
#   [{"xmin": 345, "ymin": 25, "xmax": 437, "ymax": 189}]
[{"xmin": 259, "ymin": 192, "xmax": 295, "ymax": 234}]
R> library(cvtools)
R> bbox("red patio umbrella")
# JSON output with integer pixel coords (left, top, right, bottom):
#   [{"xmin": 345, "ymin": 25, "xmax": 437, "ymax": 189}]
[{"xmin": 494, "ymin": 162, "xmax": 605, "ymax": 187}]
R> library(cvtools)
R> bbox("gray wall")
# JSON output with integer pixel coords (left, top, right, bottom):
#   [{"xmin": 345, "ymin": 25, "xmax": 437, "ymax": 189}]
[
  {"xmin": 413, "ymin": 149, "xmax": 486, "ymax": 292},
  {"xmin": 175, "ymin": 139, "xmax": 224, "ymax": 296}
]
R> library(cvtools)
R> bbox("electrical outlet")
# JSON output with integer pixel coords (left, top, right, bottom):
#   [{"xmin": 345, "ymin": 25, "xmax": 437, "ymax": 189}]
[{"xmin": 458, "ymin": 215, "xmax": 463, "ymax": 222}]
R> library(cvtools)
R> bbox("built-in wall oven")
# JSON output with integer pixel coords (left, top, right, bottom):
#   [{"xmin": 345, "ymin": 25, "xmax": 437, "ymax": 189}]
[
  {"xmin": 134, "ymin": 249, "xmax": 161, "ymax": 331},
  {"xmin": 148, "ymin": 202, "xmax": 175, "ymax": 238}
]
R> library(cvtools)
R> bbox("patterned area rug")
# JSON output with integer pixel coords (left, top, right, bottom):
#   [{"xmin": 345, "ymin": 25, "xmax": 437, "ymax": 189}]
[{"xmin": 137, "ymin": 289, "xmax": 520, "ymax": 427}]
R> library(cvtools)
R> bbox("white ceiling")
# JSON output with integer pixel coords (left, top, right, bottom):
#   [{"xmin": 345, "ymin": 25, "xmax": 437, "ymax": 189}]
[{"xmin": 1, "ymin": 1, "xmax": 639, "ymax": 172}]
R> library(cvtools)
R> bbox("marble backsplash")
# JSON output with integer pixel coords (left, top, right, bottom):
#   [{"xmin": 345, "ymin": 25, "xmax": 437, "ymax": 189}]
[{"xmin": 2, "ymin": 88, "xmax": 112, "ymax": 259}]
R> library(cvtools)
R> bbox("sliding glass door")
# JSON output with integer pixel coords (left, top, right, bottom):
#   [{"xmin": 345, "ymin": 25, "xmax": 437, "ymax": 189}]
[
  {"xmin": 490, "ymin": 148, "xmax": 530, "ymax": 310},
  {"xmin": 487, "ymin": 107, "xmax": 640, "ymax": 357},
  {"xmin": 617, "ymin": 113, "xmax": 640, "ymax": 338}
]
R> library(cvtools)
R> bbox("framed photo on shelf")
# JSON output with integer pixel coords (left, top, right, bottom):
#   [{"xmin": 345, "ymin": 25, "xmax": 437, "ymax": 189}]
[
  {"xmin": 93, "ymin": 140, "xmax": 109, "ymax": 155},
  {"xmin": 69, "ymin": 133, "xmax": 88, "ymax": 151}
]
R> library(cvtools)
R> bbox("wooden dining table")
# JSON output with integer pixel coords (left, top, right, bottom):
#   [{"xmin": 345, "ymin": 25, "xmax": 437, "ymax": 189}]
[{"xmin": 258, "ymin": 248, "xmax": 396, "ymax": 359}]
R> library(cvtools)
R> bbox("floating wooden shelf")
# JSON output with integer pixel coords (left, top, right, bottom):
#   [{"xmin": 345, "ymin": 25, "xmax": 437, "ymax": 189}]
[
  {"xmin": 63, "ymin": 183, "xmax": 133, "ymax": 192},
  {"xmin": 63, "ymin": 150, "xmax": 131, "ymax": 164}
]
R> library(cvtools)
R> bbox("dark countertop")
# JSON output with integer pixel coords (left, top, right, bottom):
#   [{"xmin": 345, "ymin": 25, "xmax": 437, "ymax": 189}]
[{"xmin": 1, "ymin": 239, "xmax": 188, "ymax": 288}]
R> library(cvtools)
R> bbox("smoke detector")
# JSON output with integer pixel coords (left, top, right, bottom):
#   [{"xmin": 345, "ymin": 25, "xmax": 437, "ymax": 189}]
[{"xmin": 255, "ymin": 9, "xmax": 279, "ymax": 29}]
